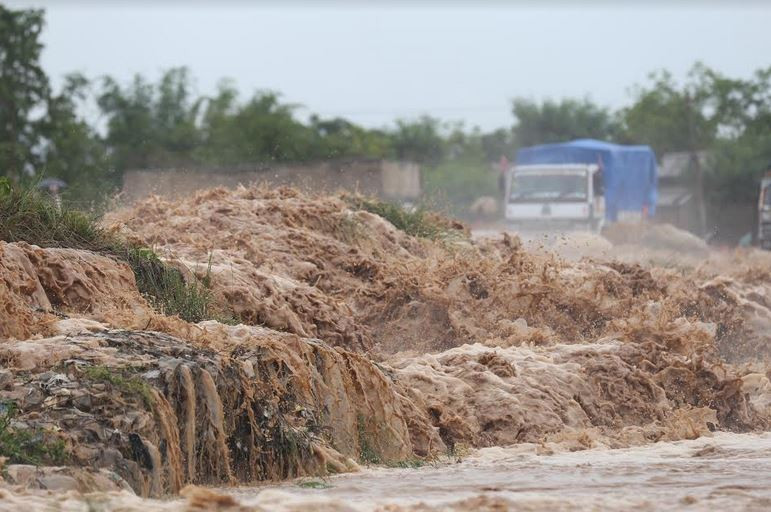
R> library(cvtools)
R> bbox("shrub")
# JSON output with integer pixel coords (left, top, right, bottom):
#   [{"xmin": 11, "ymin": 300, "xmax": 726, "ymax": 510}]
[
  {"xmin": 0, "ymin": 401, "xmax": 67, "ymax": 465},
  {"xmin": 0, "ymin": 180, "xmax": 212, "ymax": 322},
  {"xmin": 0, "ymin": 178, "xmax": 109, "ymax": 251},
  {"xmin": 347, "ymin": 196, "xmax": 466, "ymax": 241},
  {"xmin": 82, "ymin": 366, "xmax": 154, "ymax": 409}
]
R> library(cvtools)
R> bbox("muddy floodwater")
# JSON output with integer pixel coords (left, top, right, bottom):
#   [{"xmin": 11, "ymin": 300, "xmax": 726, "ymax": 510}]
[
  {"xmin": 218, "ymin": 432, "xmax": 771, "ymax": 511},
  {"xmin": 4, "ymin": 187, "xmax": 771, "ymax": 511},
  {"xmin": 3, "ymin": 432, "xmax": 770, "ymax": 511}
]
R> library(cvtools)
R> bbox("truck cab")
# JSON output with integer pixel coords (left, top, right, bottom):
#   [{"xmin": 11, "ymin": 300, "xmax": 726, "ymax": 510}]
[{"xmin": 505, "ymin": 164, "xmax": 604, "ymax": 232}]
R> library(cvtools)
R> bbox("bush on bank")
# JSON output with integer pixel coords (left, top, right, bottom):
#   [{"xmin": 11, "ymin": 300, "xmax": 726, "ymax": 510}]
[{"xmin": 0, "ymin": 178, "xmax": 212, "ymax": 322}]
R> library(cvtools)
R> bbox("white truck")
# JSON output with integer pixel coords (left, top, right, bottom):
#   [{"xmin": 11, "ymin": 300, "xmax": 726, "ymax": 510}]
[
  {"xmin": 506, "ymin": 139, "xmax": 659, "ymax": 232},
  {"xmin": 504, "ymin": 163, "xmax": 605, "ymax": 232}
]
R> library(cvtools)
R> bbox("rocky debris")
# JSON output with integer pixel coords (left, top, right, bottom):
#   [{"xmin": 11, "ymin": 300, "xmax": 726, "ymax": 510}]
[
  {"xmin": 0, "ymin": 484, "xmax": 254, "ymax": 511},
  {"xmin": 0, "ymin": 325, "xmax": 441, "ymax": 497},
  {"xmin": 1, "ymin": 464, "xmax": 131, "ymax": 493}
]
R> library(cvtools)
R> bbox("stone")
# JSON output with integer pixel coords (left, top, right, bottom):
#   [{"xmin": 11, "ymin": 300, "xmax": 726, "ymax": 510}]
[
  {"xmin": 4, "ymin": 465, "xmax": 38, "ymax": 486},
  {"xmin": 35, "ymin": 474, "xmax": 80, "ymax": 492}
]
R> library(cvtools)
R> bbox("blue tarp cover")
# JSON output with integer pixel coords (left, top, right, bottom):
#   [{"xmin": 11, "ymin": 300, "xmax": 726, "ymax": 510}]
[{"xmin": 515, "ymin": 139, "xmax": 658, "ymax": 221}]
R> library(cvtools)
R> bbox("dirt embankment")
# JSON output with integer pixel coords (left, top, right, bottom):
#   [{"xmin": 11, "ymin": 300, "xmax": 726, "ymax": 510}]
[
  {"xmin": 0, "ymin": 237, "xmax": 441, "ymax": 496},
  {"xmin": 2, "ymin": 185, "xmax": 771, "ymax": 501}
]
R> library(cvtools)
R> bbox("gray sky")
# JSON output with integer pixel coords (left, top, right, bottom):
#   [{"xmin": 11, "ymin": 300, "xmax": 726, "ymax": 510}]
[{"xmin": 8, "ymin": 1, "xmax": 771, "ymax": 131}]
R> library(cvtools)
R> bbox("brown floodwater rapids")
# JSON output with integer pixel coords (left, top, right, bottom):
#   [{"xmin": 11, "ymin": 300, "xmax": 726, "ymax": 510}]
[
  {"xmin": 3, "ymin": 188, "xmax": 771, "ymax": 510},
  {"xmin": 2, "ymin": 432, "xmax": 770, "ymax": 511},
  {"xmin": 225, "ymin": 432, "xmax": 771, "ymax": 511}
]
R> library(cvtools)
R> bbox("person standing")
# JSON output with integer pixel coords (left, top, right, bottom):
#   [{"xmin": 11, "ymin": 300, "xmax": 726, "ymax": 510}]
[{"xmin": 498, "ymin": 155, "xmax": 510, "ymax": 199}]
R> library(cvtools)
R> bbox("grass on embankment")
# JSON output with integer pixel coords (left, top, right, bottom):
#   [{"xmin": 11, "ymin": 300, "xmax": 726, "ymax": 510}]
[
  {"xmin": 0, "ymin": 178, "xmax": 212, "ymax": 322},
  {"xmin": 346, "ymin": 196, "xmax": 467, "ymax": 242},
  {"xmin": 0, "ymin": 401, "xmax": 67, "ymax": 466}
]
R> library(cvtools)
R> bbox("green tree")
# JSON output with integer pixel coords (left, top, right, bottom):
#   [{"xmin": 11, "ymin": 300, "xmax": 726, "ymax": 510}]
[
  {"xmin": 390, "ymin": 116, "xmax": 446, "ymax": 164},
  {"xmin": 97, "ymin": 67, "xmax": 201, "ymax": 169},
  {"xmin": 479, "ymin": 128, "xmax": 514, "ymax": 162},
  {"xmin": 704, "ymin": 66, "xmax": 771, "ymax": 203},
  {"xmin": 230, "ymin": 92, "xmax": 315, "ymax": 162},
  {"xmin": 97, "ymin": 74, "xmax": 157, "ymax": 169},
  {"xmin": 422, "ymin": 130, "xmax": 497, "ymax": 214},
  {"xmin": 617, "ymin": 66, "xmax": 716, "ymax": 156},
  {"xmin": 39, "ymin": 74, "xmax": 115, "ymax": 205},
  {"xmin": 0, "ymin": 5, "xmax": 49, "ymax": 180},
  {"xmin": 618, "ymin": 63, "xmax": 771, "ymax": 235},
  {"xmin": 193, "ymin": 79, "xmax": 239, "ymax": 164},
  {"xmin": 198, "ymin": 89, "xmax": 315, "ymax": 164},
  {"xmin": 511, "ymin": 98, "xmax": 617, "ymax": 147},
  {"xmin": 310, "ymin": 116, "xmax": 390, "ymax": 160},
  {"xmin": 0, "ymin": 6, "xmax": 113, "ymax": 206}
]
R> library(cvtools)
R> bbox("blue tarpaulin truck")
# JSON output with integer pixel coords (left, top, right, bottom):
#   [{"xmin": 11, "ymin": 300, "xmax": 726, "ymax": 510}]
[{"xmin": 505, "ymin": 139, "xmax": 658, "ymax": 231}]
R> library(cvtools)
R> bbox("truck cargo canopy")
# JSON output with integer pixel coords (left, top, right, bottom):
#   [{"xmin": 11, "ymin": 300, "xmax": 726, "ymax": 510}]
[{"xmin": 515, "ymin": 139, "xmax": 658, "ymax": 221}]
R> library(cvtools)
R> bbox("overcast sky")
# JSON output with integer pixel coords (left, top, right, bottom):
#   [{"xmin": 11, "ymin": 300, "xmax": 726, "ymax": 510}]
[{"xmin": 8, "ymin": 1, "xmax": 771, "ymax": 131}]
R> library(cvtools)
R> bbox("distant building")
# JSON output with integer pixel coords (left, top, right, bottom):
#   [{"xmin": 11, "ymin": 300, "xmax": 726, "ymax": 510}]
[{"xmin": 656, "ymin": 151, "xmax": 710, "ymax": 234}]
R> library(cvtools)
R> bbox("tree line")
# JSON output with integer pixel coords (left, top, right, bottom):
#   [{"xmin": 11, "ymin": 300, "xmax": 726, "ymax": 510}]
[{"xmin": 2, "ymin": 4, "xmax": 771, "ymax": 214}]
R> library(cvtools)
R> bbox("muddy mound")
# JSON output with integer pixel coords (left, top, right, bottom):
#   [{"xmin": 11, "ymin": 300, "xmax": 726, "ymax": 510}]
[
  {"xmin": 391, "ymin": 342, "xmax": 771, "ymax": 451},
  {"xmin": 107, "ymin": 187, "xmax": 769, "ymax": 359},
  {"xmin": 108, "ymin": 185, "xmax": 476, "ymax": 353},
  {"xmin": 0, "ymin": 241, "xmax": 153, "ymax": 340},
  {"xmin": 107, "ymin": 187, "xmax": 419, "ymax": 351},
  {"xmin": 603, "ymin": 222, "xmax": 709, "ymax": 255}
]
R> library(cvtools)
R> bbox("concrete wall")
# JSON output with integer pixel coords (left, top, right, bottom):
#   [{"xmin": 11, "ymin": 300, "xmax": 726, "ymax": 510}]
[{"xmin": 121, "ymin": 159, "xmax": 421, "ymax": 203}]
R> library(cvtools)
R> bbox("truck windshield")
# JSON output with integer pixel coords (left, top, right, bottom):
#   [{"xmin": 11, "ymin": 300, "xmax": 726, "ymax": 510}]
[
  {"xmin": 764, "ymin": 184, "xmax": 771, "ymax": 207},
  {"xmin": 509, "ymin": 173, "xmax": 587, "ymax": 202}
]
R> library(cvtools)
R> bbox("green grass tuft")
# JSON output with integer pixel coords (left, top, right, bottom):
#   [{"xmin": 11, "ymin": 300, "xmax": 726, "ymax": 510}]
[
  {"xmin": 347, "ymin": 196, "xmax": 464, "ymax": 241},
  {"xmin": 120, "ymin": 245, "xmax": 213, "ymax": 323},
  {"xmin": 0, "ymin": 400, "xmax": 68, "ymax": 465},
  {"xmin": 82, "ymin": 366, "xmax": 155, "ymax": 409},
  {"xmin": 0, "ymin": 180, "xmax": 213, "ymax": 323},
  {"xmin": 0, "ymin": 178, "xmax": 110, "ymax": 251},
  {"xmin": 356, "ymin": 414, "xmax": 381, "ymax": 465}
]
